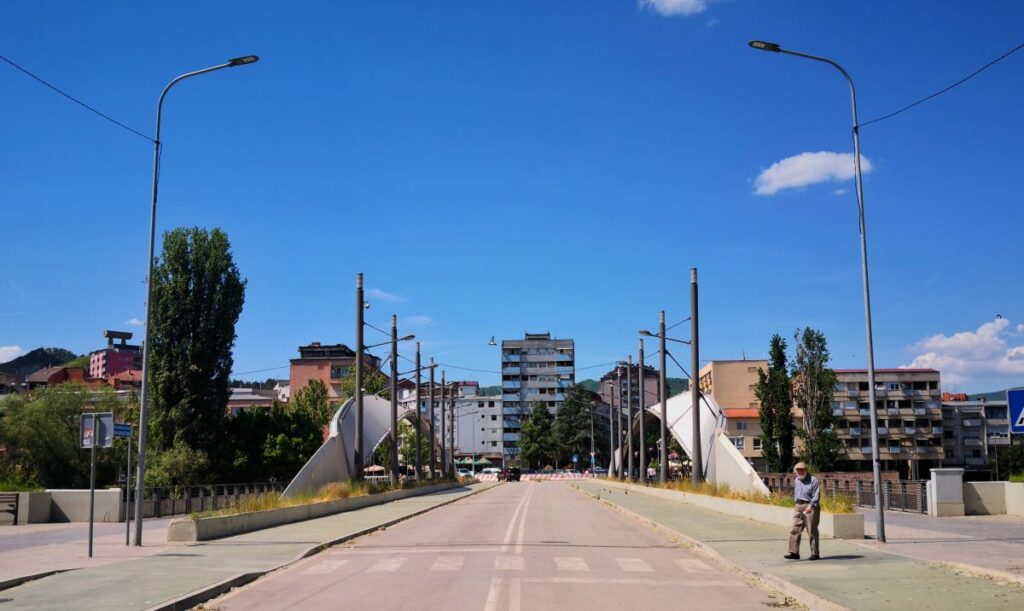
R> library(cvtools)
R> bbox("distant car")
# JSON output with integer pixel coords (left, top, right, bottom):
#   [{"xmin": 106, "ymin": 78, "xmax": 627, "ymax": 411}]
[
  {"xmin": 591, "ymin": 466, "xmax": 609, "ymax": 475},
  {"xmin": 457, "ymin": 469, "xmax": 472, "ymax": 477},
  {"xmin": 480, "ymin": 467, "xmax": 501, "ymax": 475},
  {"xmin": 497, "ymin": 467, "xmax": 521, "ymax": 482}
]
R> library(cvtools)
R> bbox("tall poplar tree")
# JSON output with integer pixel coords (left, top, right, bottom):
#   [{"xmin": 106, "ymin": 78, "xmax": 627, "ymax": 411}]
[
  {"xmin": 792, "ymin": 327, "xmax": 842, "ymax": 471},
  {"xmin": 755, "ymin": 335, "xmax": 795, "ymax": 473},
  {"xmin": 149, "ymin": 227, "xmax": 246, "ymax": 459}
]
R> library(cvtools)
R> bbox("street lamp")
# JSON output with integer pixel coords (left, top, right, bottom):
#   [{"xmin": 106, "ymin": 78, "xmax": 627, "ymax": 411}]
[
  {"xmin": 134, "ymin": 55, "xmax": 259, "ymax": 546},
  {"xmin": 748, "ymin": 40, "xmax": 885, "ymax": 543},
  {"xmin": 389, "ymin": 315, "xmax": 415, "ymax": 485},
  {"xmin": 640, "ymin": 324, "xmax": 692, "ymax": 484}
]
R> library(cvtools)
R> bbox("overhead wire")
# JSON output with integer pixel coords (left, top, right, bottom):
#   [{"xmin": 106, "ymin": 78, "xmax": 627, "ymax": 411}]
[{"xmin": 0, "ymin": 54, "xmax": 154, "ymax": 142}]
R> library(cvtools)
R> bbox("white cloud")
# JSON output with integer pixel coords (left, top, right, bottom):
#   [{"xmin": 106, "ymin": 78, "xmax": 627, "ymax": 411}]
[
  {"xmin": 405, "ymin": 315, "xmax": 433, "ymax": 327},
  {"xmin": 0, "ymin": 345, "xmax": 24, "ymax": 364},
  {"xmin": 754, "ymin": 151, "xmax": 872, "ymax": 196},
  {"xmin": 903, "ymin": 317, "xmax": 1024, "ymax": 385},
  {"xmin": 125, "ymin": 318, "xmax": 144, "ymax": 327},
  {"xmin": 639, "ymin": 0, "xmax": 710, "ymax": 17},
  {"xmin": 832, "ymin": 188, "xmax": 848, "ymax": 196},
  {"xmin": 367, "ymin": 288, "xmax": 405, "ymax": 304}
]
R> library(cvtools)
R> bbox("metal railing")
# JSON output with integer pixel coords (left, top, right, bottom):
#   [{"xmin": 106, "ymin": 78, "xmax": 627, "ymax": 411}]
[
  {"xmin": 762, "ymin": 475, "xmax": 928, "ymax": 514},
  {"xmin": 126, "ymin": 482, "xmax": 284, "ymax": 519}
]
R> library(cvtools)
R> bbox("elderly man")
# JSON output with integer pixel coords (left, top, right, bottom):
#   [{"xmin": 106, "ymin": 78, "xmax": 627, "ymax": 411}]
[{"xmin": 784, "ymin": 462, "xmax": 820, "ymax": 561}]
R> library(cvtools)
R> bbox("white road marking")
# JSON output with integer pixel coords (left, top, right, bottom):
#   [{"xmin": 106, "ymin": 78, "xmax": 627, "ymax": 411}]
[
  {"xmin": 502, "ymin": 488, "xmax": 532, "ymax": 552},
  {"xmin": 674, "ymin": 558, "xmax": 714, "ymax": 573},
  {"xmin": 430, "ymin": 555, "xmax": 464, "ymax": 571},
  {"xmin": 301, "ymin": 559, "xmax": 350, "ymax": 575},
  {"xmin": 495, "ymin": 555, "xmax": 525, "ymax": 570},
  {"xmin": 367, "ymin": 557, "xmax": 407, "ymax": 573},
  {"xmin": 554, "ymin": 557, "xmax": 589, "ymax": 572},
  {"xmin": 521, "ymin": 577, "xmax": 744, "ymax": 587},
  {"xmin": 514, "ymin": 486, "xmax": 533, "ymax": 554},
  {"xmin": 331, "ymin": 547, "xmax": 503, "ymax": 555},
  {"xmin": 616, "ymin": 558, "xmax": 654, "ymax": 572},
  {"xmin": 483, "ymin": 576, "xmax": 503, "ymax": 611}
]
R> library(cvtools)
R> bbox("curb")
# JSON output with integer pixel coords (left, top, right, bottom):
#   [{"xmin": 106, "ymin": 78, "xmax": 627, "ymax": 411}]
[
  {"xmin": 572, "ymin": 483, "xmax": 847, "ymax": 611},
  {"xmin": 846, "ymin": 538, "xmax": 1024, "ymax": 588},
  {"xmin": 147, "ymin": 482, "xmax": 499, "ymax": 611},
  {"xmin": 0, "ymin": 569, "xmax": 74, "ymax": 592}
]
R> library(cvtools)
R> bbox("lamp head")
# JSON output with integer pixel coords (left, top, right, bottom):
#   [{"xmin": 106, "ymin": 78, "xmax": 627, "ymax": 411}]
[
  {"xmin": 401, "ymin": 334, "xmax": 416, "ymax": 342},
  {"xmin": 229, "ymin": 55, "xmax": 260, "ymax": 67},
  {"xmin": 748, "ymin": 40, "xmax": 781, "ymax": 52},
  {"xmin": 639, "ymin": 330, "xmax": 655, "ymax": 337},
  {"xmin": 488, "ymin": 336, "xmax": 496, "ymax": 346}
]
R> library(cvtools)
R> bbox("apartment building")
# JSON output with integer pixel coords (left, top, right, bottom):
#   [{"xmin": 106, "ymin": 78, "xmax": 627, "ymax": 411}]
[
  {"xmin": 454, "ymin": 394, "xmax": 504, "ymax": 464},
  {"xmin": 596, "ymin": 362, "xmax": 660, "ymax": 412},
  {"xmin": 832, "ymin": 369, "xmax": 944, "ymax": 478},
  {"xmin": 501, "ymin": 333, "xmax": 575, "ymax": 463},
  {"xmin": 89, "ymin": 330, "xmax": 142, "ymax": 379},
  {"xmin": 288, "ymin": 342, "xmax": 381, "ymax": 408},
  {"xmin": 941, "ymin": 396, "xmax": 1014, "ymax": 471},
  {"xmin": 699, "ymin": 360, "xmax": 769, "ymax": 466}
]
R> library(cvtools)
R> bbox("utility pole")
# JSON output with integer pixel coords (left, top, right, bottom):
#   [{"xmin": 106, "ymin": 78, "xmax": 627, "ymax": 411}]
[
  {"xmin": 608, "ymin": 379, "xmax": 615, "ymax": 477},
  {"xmin": 616, "ymin": 365, "xmax": 624, "ymax": 481},
  {"xmin": 449, "ymin": 382, "xmax": 457, "ymax": 477},
  {"xmin": 390, "ymin": 315, "xmax": 399, "ymax": 486},
  {"xmin": 659, "ymin": 311, "xmax": 668, "ymax": 483},
  {"xmin": 627, "ymin": 355, "xmax": 634, "ymax": 481},
  {"xmin": 429, "ymin": 358, "xmax": 436, "ymax": 479},
  {"xmin": 639, "ymin": 339, "xmax": 646, "ymax": 483},
  {"xmin": 415, "ymin": 342, "xmax": 422, "ymax": 480},
  {"xmin": 354, "ymin": 273, "xmax": 365, "ymax": 481},
  {"xmin": 691, "ymin": 268, "xmax": 702, "ymax": 485},
  {"xmin": 440, "ymin": 370, "xmax": 447, "ymax": 478}
]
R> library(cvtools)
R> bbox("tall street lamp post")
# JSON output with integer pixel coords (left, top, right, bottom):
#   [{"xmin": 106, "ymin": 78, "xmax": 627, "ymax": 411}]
[
  {"xmin": 626, "ymin": 355, "xmax": 634, "ymax": 481},
  {"xmin": 414, "ymin": 342, "xmax": 422, "ymax": 480},
  {"xmin": 638, "ymin": 339, "xmax": 646, "ymax": 482},
  {"xmin": 388, "ymin": 315, "xmax": 415, "ymax": 485},
  {"xmin": 134, "ymin": 55, "xmax": 258, "ymax": 546},
  {"xmin": 690, "ymin": 268, "xmax": 701, "ymax": 485},
  {"xmin": 355, "ymin": 273, "xmax": 366, "ymax": 481},
  {"xmin": 428, "ymin": 358, "xmax": 436, "ymax": 478},
  {"xmin": 749, "ymin": 40, "xmax": 885, "ymax": 542},
  {"xmin": 640, "ymin": 319, "xmax": 692, "ymax": 483}
]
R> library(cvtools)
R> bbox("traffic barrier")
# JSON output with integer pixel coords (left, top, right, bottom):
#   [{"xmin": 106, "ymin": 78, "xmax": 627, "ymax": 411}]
[{"xmin": 473, "ymin": 473, "xmax": 597, "ymax": 482}]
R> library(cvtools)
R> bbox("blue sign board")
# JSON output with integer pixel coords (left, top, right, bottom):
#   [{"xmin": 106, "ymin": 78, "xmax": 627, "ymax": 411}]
[
  {"xmin": 114, "ymin": 423, "xmax": 133, "ymax": 439},
  {"xmin": 572, "ymin": 454, "xmax": 579, "ymax": 463},
  {"xmin": 1009, "ymin": 389, "xmax": 1024, "ymax": 434}
]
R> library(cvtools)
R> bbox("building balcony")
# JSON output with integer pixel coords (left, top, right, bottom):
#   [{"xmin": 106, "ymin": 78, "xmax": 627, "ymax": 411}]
[
  {"xmin": 846, "ymin": 390, "xmax": 860, "ymax": 398},
  {"xmin": 903, "ymin": 389, "xmax": 915, "ymax": 397},
  {"xmin": 859, "ymin": 445, "xmax": 874, "ymax": 453},
  {"xmin": 504, "ymin": 381, "xmax": 521, "ymax": 389},
  {"xmin": 963, "ymin": 438, "xmax": 983, "ymax": 447},
  {"xmin": 886, "ymin": 408, "xmax": 901, "ymax": 416},
  {"xmin": 877, "ymin": 427, "xmax": 889, "ymax": 435},
  {"xmin": 887, "ymin": 389, "xmax": 904, "ymax": 398},
  {"xmin": 832, "ymin": 408, "xmax": 843, "ymax": 417},
  {"xmin": 502, "ymin": 394, "xmax": 520, "ymax": 402},
  {"xmin": 931, "ymin": 426, "xmax": 944, "ymax": 434},
  {"xmin": 987, "ymin": 418, "xmax": 1009, "ymax": 427},
  {"xmin": 848, "ymin": 427, "xmax": 863, "ymax": 436},
  {"xmin": 503, "ymin": 433, "xmax": 520, "ymax": 443},
  {"xmin": 988, "ymin": 436, "xmax": 1011, "ymax": 446},
  {"xmin": 963, "ymin": 419, "xmax": 982, "ymax": 427},
  {"xmin": 904, "ymin": 427, "xmax": 916, "ymax": 435},
  {"xmin": 859, "ymin": 409, "xmax": 872, "ymax": 417},
  {"xmin": 501, "ymin": 367, "xmax": 521, "ymax": 375},
  {"xmin": 555, "ymin": 367, "xmax": 574, "ymax": 375},
  {"xmin": 555, "ymin": 353, "xmax": 574, "ymax": 361},
  {"xmin": 502, "ymin": 354, "xmax": 521, "ymax": 362},
  {"xmin": 913, "ymin": 408, "xmax": 927, "ymax": 416}
]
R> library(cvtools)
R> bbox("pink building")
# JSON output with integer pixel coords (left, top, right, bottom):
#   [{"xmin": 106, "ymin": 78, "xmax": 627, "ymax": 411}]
[{"xmin": 89, "ymin": 330, "xmax": 142, "ymax": 379}]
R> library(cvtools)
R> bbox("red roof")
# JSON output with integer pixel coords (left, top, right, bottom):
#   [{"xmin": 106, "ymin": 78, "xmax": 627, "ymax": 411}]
[{"xmin": 723, "ymin": 408, "xmax": 759, "ymax": 419}]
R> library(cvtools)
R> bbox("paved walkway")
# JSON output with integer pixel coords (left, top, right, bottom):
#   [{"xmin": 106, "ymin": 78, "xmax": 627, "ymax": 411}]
[
  {"xmin": 0, "ymin": 518, "xmax": 174, "ymax": 584},
  {"xmin": 858, "ymin": 508, "xmax": 1024, "ymax": 578},
  {"xmin": 0, "ymin": 483, "xmax": 492, "ymax": 610},
  {"xmin": 575, "ymin": 480, "xmax": 1024, "ymax": 610}
]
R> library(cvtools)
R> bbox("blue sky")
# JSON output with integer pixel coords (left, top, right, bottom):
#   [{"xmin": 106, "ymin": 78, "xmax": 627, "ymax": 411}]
[{"xmin": 2, "ymin": 1, "xmax": 1022, "ymax": 392}]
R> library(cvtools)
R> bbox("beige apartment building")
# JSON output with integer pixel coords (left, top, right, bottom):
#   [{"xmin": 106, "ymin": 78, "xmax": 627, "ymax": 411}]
[{"xmin": 699, "ymin": 360, "xmax": 768, "ymax": 468}]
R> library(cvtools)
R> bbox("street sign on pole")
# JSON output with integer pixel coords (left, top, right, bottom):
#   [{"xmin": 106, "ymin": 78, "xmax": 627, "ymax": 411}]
[
  {"xmin": 1009, "ymin": 389, "xmax": 1024, "ymax": 434},
  {"xmin": 81, "ymin": 412, "xmax": 114, "ymax": 558},
  {"xmin": 572, "ymin": 454, "xmax": 579, "ymax": 464},
  {"xmin": 114, "ymin": 422, "xmax": 133, "ymax": 439}
]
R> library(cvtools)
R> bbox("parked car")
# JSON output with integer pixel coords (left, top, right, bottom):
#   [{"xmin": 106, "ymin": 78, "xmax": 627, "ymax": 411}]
[
  {"xmin": 457, "ymin": 469, "xmax": 472, "ymax": 477},
  {"xmin": 480, "ymin": 467, "xmax": 501, "ymax": 475}
]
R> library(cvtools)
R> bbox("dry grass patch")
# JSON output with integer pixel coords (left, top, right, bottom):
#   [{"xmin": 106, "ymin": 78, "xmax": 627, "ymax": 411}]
[{"xmin": 658, "ymin": 479, "xmax": 855, "ymax": 514}]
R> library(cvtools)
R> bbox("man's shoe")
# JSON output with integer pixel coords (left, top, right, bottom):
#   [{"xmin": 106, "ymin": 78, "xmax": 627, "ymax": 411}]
[
  {"xmin": 807, "ymin": 555, "xmax": 820, "ymax": 561},
  {"xmin": 783, "ymin": 553, "xmax": 800, "ymax": 560}
]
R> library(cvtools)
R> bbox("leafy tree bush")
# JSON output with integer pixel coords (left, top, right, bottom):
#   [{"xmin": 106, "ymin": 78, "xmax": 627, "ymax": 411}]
[
  {"xmin": 792, "ymin": 328, "xmax": 842, "ymax": 471},
  {"xmin": 292, "ymin": 378, "xmax": 331, "ymax": 427},
  {"xmin": 756, "ymin": 334, "xmax": 795, "ymax": 473},
  {"xmin": 519, "ymin": 402, "xmax": 559, "ymax": 469}
]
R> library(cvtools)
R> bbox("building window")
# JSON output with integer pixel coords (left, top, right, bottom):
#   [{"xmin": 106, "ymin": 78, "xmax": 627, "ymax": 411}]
[
  {"xmin": 736, "ymin": 422, "xmax": 748, "ymax": 431},
  {"xmin": 730, "ymin": 437, "xmax": 744, "ymax": 450},
  {"xmin": 491, "ymin": 441, "xmax": 497, "ymax": 447},
  {"xmin": 491, "ymin": 415, "xmax": 497, "ymax": 421},
  {"xmin": 753, "ymin": 438, "xmax": 762, "ymax": 451}
]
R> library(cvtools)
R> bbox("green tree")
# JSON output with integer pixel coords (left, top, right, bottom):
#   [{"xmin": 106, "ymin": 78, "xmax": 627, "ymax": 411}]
[
  {"xmin": 792, "ymin": 328, "xmax": 842, "ymax": 471},
  {"xmin": 398, "ymin": 420, "xmax": 429, "ymax": 473},
  {"xmin": 552, "ymin": 386, "xmax": 594, "ymax": 467},
  {"xmin": 519, "ymin": 402, "xmax": 558, "ymax": 469},
  {"xmin": 292, "ymin": 379, "xmax": 332, "ymax": 427},
  {"xmin": 217, "ymin": 402, "xmax": 323, "ymax": 483},
  {"xmin": 148, "ymin": 227, "xmax": 246, "ymax": 458},
  {"xmin": 755, "ymin": 334, "xmax": 795, "ymax": 473},
  {"xmin": 0, "ymin": 383, "xmax": 129, "ymax": 488},
  {"xmin": 338, "ymin": 362, "xmax": 390, "ymax": 400}
]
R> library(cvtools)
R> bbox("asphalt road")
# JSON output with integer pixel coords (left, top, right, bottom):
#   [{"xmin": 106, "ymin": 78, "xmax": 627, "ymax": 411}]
[{"xmin": 209, "ymin": 481, "xmax": 776, "ymax": 610}]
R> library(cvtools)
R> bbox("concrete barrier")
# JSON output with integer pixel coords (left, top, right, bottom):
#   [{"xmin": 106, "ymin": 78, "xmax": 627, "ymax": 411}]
[
  {"xmin": 16, "ymin": 492, "xmax": 52, "ymax": 524},
  {"xmin": 592, "ymin": 479, "xmax": 864, "ymax": 539},
  {"xmin": 963, "ymin": 482, "xmax": 1024, "ymax": 516},
  {"xmin": 48, "ymin": 489, "xmax": 123, "ymax": 523},
  {"xmin": 168, "ymin": 482, "xmax": 463, "ymax": 542}
]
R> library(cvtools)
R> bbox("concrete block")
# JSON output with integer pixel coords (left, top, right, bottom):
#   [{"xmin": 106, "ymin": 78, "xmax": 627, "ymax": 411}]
[
  {"xmin": 1006, "ymin": 483, "xmax": 1024, "ymax": 516},
  {"xmin": 927, "ymin": 468, "xmax": 964, "ymax": 517},
  {"xmin": 16, "ymin": 492, "xmax": 52, "ymax": 524},
  {"xmin": 963, "ymin": 482, "xmax": 1007, "ymax": 515},
  {"xmin": 47, "ymin": 489, "xmax": 123, "ymax": 522}
]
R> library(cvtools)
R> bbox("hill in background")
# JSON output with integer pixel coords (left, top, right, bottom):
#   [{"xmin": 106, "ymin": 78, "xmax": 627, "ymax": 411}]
[{"xmin": 0, "ymin": 347, "xmax": 81, "ymax": 380}]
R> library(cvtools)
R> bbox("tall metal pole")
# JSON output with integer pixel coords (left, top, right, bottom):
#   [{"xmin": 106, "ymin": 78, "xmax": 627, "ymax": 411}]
[
  {"xmin": 627, "ymin": 355, "xmax": 635, "ymax": 481},
  {"xmin": 440, "ymin": 371, "xmax": 447, "ymax": 478},
  {"xmin": 415, "ymin": 342, "xmax": 422, "ymax": 480},
  {"xmin": 135, "ymin": 56, "xmax": 258, "ymax": 546},
  {"xmin": 88, "ymin": 414, "xmax": 96, "ymax": 558},
  {"xmin": 449, "ymin": 382, "xmax": 456, "ymax": 477},
  {"xmin": 608, "ymin": 379, "xmax": 615, "ymax": 477},
  {"xmin": 691, "ymin": 268, "xmax": 703, "ymax": 485},
  {"xmin": 125, "ymin": 432, "xmax": 131, "ymax": 546},
  {"xmin": 428, "ymin": 358, "xmax": 436, "ymax": 479},
  {"xmin": 659, "ymin": 311, "xmax": 668, "ymax": 483},
  {"xmin": 389, "ymin": 315, "xmax": 399, "ymax": 485},
  {"xmin": 639, "ymin": 340, "xmax": 646, "ymax": 483},
  {"xmin": 748, "ymin": 40, "xmax": 885, "ymax": 542},
  {"xmin": 616, "ymin": 366, "xmax": 624, "ymax": 481},
  {"xmin": 354, "ymin": 273, "xmax": 365, "ymax": 481}
]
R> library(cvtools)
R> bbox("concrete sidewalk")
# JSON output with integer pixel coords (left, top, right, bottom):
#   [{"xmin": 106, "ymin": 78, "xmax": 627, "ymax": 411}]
[
  {"xmin": 575, "ymin": 480, "xmax": 1024, "ymax": 610},
  {"xmin": 0, "ymin": 483, "xmax": 494, "ymax": 610}
]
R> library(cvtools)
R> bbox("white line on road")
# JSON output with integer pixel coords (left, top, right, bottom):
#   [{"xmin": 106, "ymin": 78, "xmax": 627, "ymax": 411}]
[
  {"xmin": 367, "ymin": 557, "xmax": 407, "ymax": 573},
  {"xmin": 520, "ymin": 577, "xmax": 744, "ymax": 587},
  {"xmin": 430, "ymin": 555, "xmax": 465, "ymax": 571},
  {"xmin": 514, "ymin": 485, "xmax": 534, "ymax": 554},
  {"xmin": 483, "ymin": 576, "xmax": 503, "ymax": 611},
  {"xmin": 616, "ymin": 558, "xmax": 654, "ymax": 572},
  {"xmin": 495, "ymin": 555, "xmax": 525, "ymax": 570},
  {"xmin": 501, "ymin": 486, "xmax": 532, "ymax": 553},
  {"xmin": 674, "ymin": 558, "xmax": 714, "ymax": 573},
  {"xmin": 332, "ymin": 547, "xmax": 504, "ymax": 555},
  {"xmin": 553, "ymin": 557, "xmax": 589, "ymax": 572},
  {"xmin": 301, "ymin": 559, "xmax": 350, "ymax": 575}
]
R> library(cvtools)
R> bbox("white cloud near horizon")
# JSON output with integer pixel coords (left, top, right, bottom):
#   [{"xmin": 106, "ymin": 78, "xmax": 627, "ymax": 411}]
[
  {"xmin": 0, "ymin": 345, "xmax": 24, "ymax": 364},
  {"xmin": 367, "ymin": 288, "xmax": 405, "ymax": 304},
  {"xmin": 405, "ymin": 315, "xmax": 433, "ymax": 327},
  {"xmin": 903, "ymin": 317, "xmax": 1024, "ymax": 385},
  {"xmin": 755, "ymin": 151, "xmax": 872, "ymax": 196},
  {"xmin": 639, "ymin": 0, "xmax": 710, "ymax": 17},
  {"xmin": 125, "ymin": 318, "xmax": 144, "ymax": 327}
]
